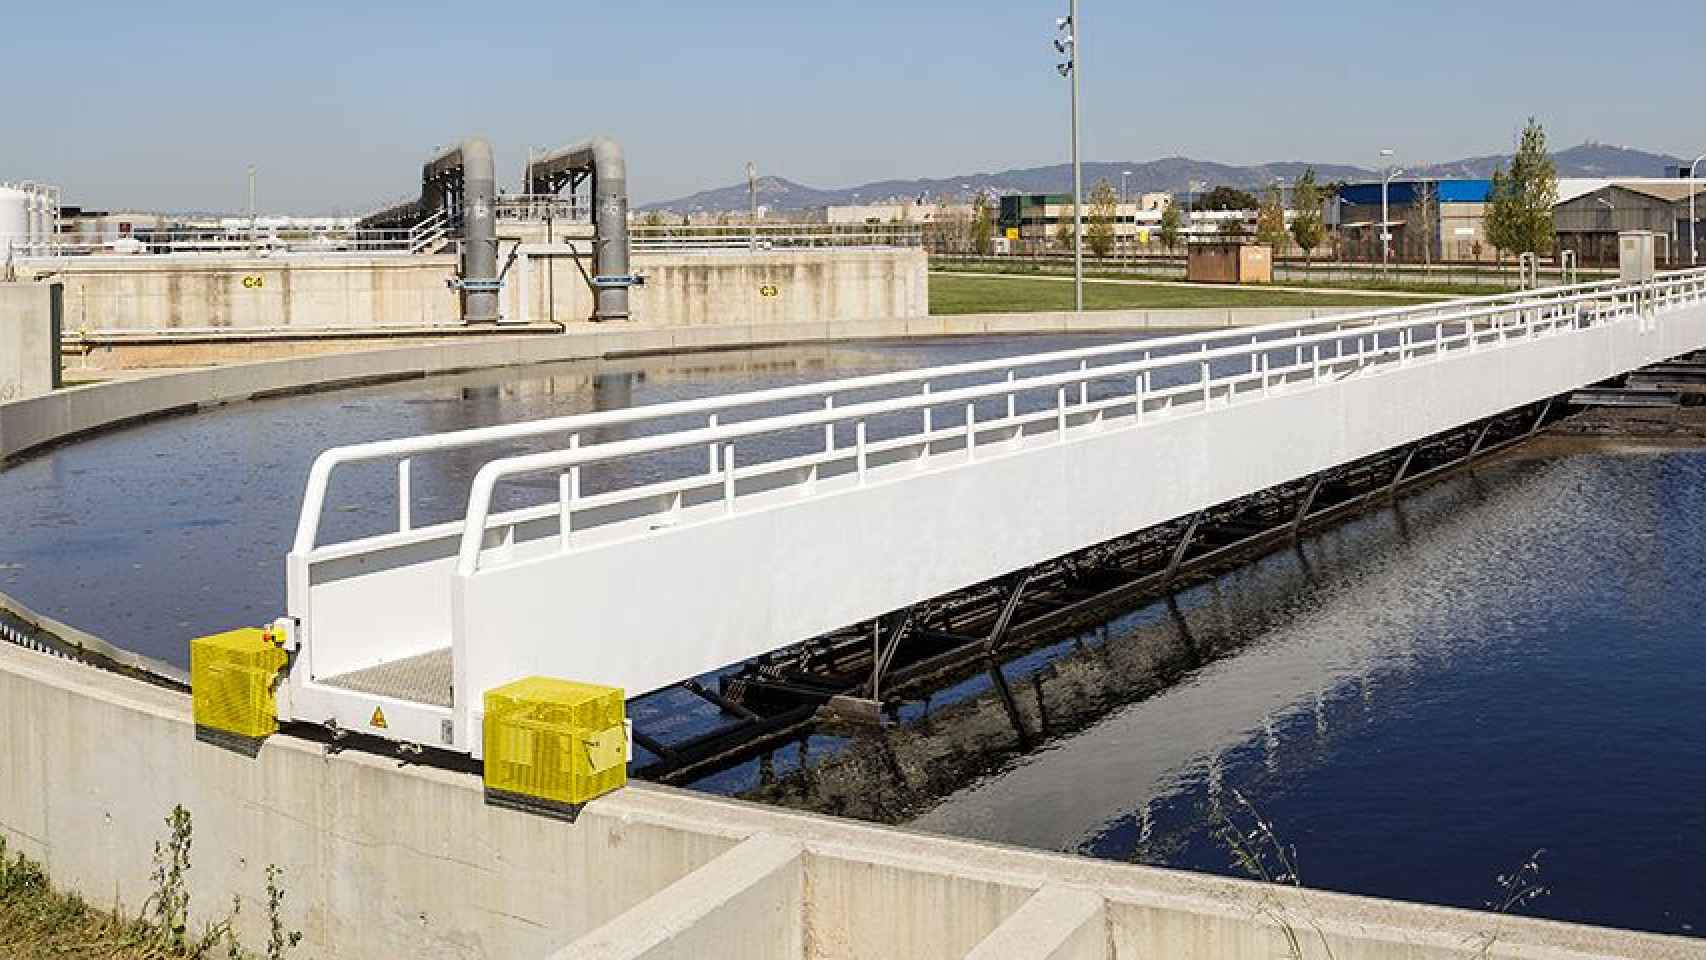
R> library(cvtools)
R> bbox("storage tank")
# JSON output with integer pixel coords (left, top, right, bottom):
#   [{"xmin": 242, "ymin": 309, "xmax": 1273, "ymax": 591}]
[{"xmin": 0, "ymin": 187, "xmax": 28, "ymax": 258}]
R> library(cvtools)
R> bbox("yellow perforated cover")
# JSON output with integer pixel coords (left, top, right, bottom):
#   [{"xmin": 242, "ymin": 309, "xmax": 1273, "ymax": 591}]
[
  {"xmin": 190, "ymin": 627, "xmax": 287, "ymax": 740},
  {"xmin": 484, "ymin": 677, "xmax": 627, "ymax": 807}
]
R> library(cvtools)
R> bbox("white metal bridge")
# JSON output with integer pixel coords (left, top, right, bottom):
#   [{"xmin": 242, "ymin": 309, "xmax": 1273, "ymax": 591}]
[{"xmin": 276, "ymin": 267, "xmax": 1706, "ymax": 756}]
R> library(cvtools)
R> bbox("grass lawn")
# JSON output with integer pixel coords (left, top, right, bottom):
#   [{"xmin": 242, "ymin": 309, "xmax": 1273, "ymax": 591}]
[{"xmin": 929, "ymin": 272, "xmax": 1439, "ymax": 316}]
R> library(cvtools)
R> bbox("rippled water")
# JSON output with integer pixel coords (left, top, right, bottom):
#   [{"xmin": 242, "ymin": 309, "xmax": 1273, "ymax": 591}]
[{"xmin": 904, "ymin": 447, "xmax": 1706, "ymax": 937}]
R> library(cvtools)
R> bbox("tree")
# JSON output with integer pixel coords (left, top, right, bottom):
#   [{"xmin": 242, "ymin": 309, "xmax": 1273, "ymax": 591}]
[
  {"xmin": 1408, "ymin": 180, "xmax": 1438, "ymax": 266},
  {"xmin": 1289, "ymin": 168, "xmax": 1326, "ymax": 265},
  {"xmin": 1158, "ymin": 202, "xmax": 1183, "ymax": 252},
  {"xmin": 1087, "ymin": 179, "xmax": 1118, "ymax": 257},
  {"xmin": 1196, "ymin": 185, "xmax": 1259, "ymax": 212},
  {"xmin": 1255, "ymin": 184, "xmax": 1288, "ymax": 253},
  {"xmin": 1485, "ymin": 117, "xmax": 1559, "ymax": 261},
  {"xmin": 1055, "ymin": 213, "xmax": 1076, "ymax": 251},
  {"xmin": 970, "ymin": 192, "xmax": 994, "ymax": 255}
]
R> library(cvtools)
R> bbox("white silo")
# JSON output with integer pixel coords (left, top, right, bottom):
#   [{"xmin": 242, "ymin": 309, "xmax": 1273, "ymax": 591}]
[{"xmin": 0, "ymin": 186, "xmax": 28, "ymax": 258}]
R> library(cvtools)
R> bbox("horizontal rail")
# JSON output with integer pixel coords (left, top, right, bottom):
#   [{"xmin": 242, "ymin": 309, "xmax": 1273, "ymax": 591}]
[
  {"xmin": 293, "ymin": 270, "xmax": 1700, "ymax": 559},
  {"xmin": 449, "ymin": 272, "xmax": 1704, "ymax": 574}
]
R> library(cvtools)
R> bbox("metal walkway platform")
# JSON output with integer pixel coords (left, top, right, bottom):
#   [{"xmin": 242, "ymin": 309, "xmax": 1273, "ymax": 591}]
[
  {"xmin": 274, "ymin": 268, "xmax": 1706, "ymax": 757},
  {"xmin": 320, "ymin": 648, "xmax": 453, "ymax": 709}
]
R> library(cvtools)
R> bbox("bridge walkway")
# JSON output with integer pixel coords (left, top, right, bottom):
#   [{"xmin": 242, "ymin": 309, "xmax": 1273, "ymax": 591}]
[{"xmin": 280, "ymin": 269, "xmax": 1706, "ymax": 755}]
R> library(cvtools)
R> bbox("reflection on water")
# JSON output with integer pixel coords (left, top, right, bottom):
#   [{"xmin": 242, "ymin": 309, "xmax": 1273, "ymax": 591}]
[
  {"xmin": 0, "ymin": 335, "xmax": 1130, "ymax": 666},
  {"xmin": 901, "ymin": 449, "xmax": 1706, "ymax": 937}
]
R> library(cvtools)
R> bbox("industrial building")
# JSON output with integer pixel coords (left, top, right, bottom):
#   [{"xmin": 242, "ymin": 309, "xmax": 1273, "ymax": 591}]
[
  {"xmin": 1336, "ymin": 180, "xmax": 1493, "ymax": 263},
  {"xmin": 996, "ymin": 193, "xmax": 1252, "ymax": 253},
  {"xmin": 1553, "ymin": 179, "xmax": 1706, "ymax": 265}
]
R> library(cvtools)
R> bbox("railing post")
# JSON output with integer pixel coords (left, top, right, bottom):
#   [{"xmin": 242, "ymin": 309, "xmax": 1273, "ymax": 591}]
[
  {"xmin": 397, "ymin": 458, "xmax": 412, "ymax": 532},
  {"xmin": 1135, "ymin": 373, "xmax": 1146, "ymax": 425},
  {"xmin": 1007, "ymin": 370, "xmax": 1017, "ymax": 420},
  {"xmin": 568, "ymin": 433, "xmax": 581, "ymax": 496},
  {"xmin": 1078, "ymin": 359, "xmax": 1089, "ymax": 406},
  {"xmin": 1261, "ymin": 352, "xmax": 1270, "ymax": 397},
  {"xmin": 1056, "ymin": 387, "xmax": 1068, "ymax": 438},
  {"xmin": 708, "ymin": 413, "xmax": 719, "ymax": 473},
  {"xmin": 723, "ymin": 443, "xmax": 736, "ymax": 514},
  {"xmin": 966, "ymin": 404, "xmax": 979, "ymax": 460},
  {"xmin": 856, "ymin": 420, "xmax": 868, "ymax": 485},
  {"xmin": 558, "ymin": 472, "xmax": 573, "ymax": 553},
  {"xmin": 824, "ymin": 396, "xmax": 835, "ymax": 452},
  {"xmin": 922, "ymin": 382, "xmax": 933, "ymax": 435}
]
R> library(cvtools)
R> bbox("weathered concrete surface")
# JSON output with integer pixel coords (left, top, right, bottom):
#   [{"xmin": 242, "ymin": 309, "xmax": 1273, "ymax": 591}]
[
  {"xmin": 553, "ymin": 835, "xmax": 804, "ymax": 960},
  {"xmin": 27, "ymin": 248, "xmax": 928, "ymax": 334},
  {"xmin": 0, "ymin": 281, "xmax": 58, "ymax": 401},
  {"xmin": 962, "ymin": 885, "xmax": 1106, "ymax": 960},
  {"xmin": 1, "ymin": 309, "xmax": 1340, "ymax": 461},
  {"xmin": 3, "ymin": 640, "xmax": 1701, "ymax": 960},
  {"xmin": 42, "ymin": 255, "xmax": 460, "ymax": 332},
  {"xmin": 513, "ymin": 248, "xmax": 929, "ymax": 329}
]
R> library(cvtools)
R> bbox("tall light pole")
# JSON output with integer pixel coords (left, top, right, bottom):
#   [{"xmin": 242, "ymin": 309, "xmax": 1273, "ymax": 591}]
[
  {"xmin": 747, "ymin": 161, "xmax": 758, "ymax": 251},
  {"xmin": 1690, "ymin": 151, "xmax": 1705, "ymax": 266},
  {"xmin": 1121, "ymin": 169, "xmax": 1132, "ymax": 256},
  {"xmin": 1055, "ymin": 4, "xmax": 1082, "ymax": 313},
  {"xmin": 1379, "ymin": 149, "xmax": 1402, "ymax": 273},
  {"xmin": 247, "ymin": 164, "xmax": 257, "ymax": 255}
]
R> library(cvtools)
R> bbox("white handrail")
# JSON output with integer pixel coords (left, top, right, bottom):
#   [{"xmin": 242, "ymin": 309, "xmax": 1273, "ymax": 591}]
[
  {"xmin": 440, "ymin": 269, "xmax": 1705, "ymax": 575},
  {"xmin": 292, "ymin": 270, "xmax": 1694, "ymax": 558}
]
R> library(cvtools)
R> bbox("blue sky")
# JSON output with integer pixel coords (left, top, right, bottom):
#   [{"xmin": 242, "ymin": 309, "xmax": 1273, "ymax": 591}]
[{"xmin": 6, "ymin": 0, "xmax": 1700, "ymax": 212}]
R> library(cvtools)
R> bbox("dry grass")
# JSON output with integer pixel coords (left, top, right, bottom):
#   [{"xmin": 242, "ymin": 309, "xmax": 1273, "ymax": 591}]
[{"xmin": 0, "ymin": 807, "xmax": 299, "ymax": 960}]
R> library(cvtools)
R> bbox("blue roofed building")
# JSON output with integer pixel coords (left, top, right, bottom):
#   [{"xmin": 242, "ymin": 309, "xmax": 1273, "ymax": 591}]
[{"xmin": 1336, "ymin": 179, "xmax": 1494, "ymax": 263}]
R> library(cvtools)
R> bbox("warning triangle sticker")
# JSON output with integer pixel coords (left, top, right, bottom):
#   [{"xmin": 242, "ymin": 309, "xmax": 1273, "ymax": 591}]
[{"xmin": 370, "ymin": 707, "xmax": 388, "ymax": 729}]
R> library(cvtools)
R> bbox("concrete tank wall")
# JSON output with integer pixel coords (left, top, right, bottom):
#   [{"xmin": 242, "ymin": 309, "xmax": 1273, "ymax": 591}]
[
  {"xmin": 0, "ymin": 281, "xmax": 60, "ymax": 401},
  {"xmin": 1, "ymin": 635, "xmax": 1693, "ymax": 960},
  {"xmin": 47, "ymin": 255, "xmax": 461, "ymax": 333},
  {"xmin": 33, "ymin": 248, "xmax": 928, "ymax": 333}
]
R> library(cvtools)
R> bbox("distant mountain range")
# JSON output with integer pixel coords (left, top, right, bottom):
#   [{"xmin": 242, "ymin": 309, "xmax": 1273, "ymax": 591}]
[{"xmin": 644, "ymin": 143, "xmax": 1685, "ymax": 213}]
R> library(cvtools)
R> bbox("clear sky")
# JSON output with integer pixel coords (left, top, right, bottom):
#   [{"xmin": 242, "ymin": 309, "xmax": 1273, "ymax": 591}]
[{"xmin": 5, "ymin": 0, "xmax": 1700, "ymax": 213}]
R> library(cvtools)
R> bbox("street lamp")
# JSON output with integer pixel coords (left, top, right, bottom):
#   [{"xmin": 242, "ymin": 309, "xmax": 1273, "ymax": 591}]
[
  {"xmin": 1379, "ymin": 149, "xmax": 1403, "ymax": 273},
  {"xmin": 1690, "ymin": 151, "xmax": 1705, "ymax": 266},
  {"xmin": 1055, "ymin": 4, "xmax": 1082, "ymax": 313},
  {"xmin": 247, "ymin": 164, "xmax": 257, "ymax": 255},
  {"xmin": 747, "ymin": 161, "xmax": 758, "ymax": 251},
  {"xmin": 1121, "ymin": 170, "xmax": 1133, "ymax": 255}
]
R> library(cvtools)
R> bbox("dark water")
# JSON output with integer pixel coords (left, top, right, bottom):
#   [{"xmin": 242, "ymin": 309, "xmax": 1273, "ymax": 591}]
[
  {"xmin": 6, "ymin": 336, "xmax": 1705, "ymax": 936},
  {"xmin": 0, "ymin": 335, "xmax": 1132, "ymax": 666},
  {"xmin": 901, "ymin": 445, "xmax": 1706, "ymax": 938}
]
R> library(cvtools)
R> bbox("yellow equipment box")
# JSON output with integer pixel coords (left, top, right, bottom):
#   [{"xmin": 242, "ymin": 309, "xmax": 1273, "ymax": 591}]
[
  {"xmin": 484, "ymin": 676, "xmax": 627, "ymax": 818},
  {"xmin": 190, "ymin": 627, "xmax": 288, "ymax": 752}
]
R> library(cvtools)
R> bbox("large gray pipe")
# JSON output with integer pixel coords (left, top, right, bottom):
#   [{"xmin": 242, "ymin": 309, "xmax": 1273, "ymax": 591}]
[
  {"xmin": 525, "ymin": 137, "xmax": 630, "ymax": 322},
  {"xmin": 361, "ymin": 138, "xmax": 499, "ymax": 324},
  {"xmin": 434, "ymin": 139, "xmax": 499, "ymax": 323}
]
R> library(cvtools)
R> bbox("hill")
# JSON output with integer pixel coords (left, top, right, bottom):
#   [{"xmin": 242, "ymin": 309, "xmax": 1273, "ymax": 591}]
[{"xmin": 643, "ymin": 143, "xmax": 1686, "ymax": 213}]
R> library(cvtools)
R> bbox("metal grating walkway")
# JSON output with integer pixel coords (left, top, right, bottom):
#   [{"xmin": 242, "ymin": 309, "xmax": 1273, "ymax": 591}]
[{"xmin": 321, "ymin": 648, "xmax": 453, "ymax": 708}]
